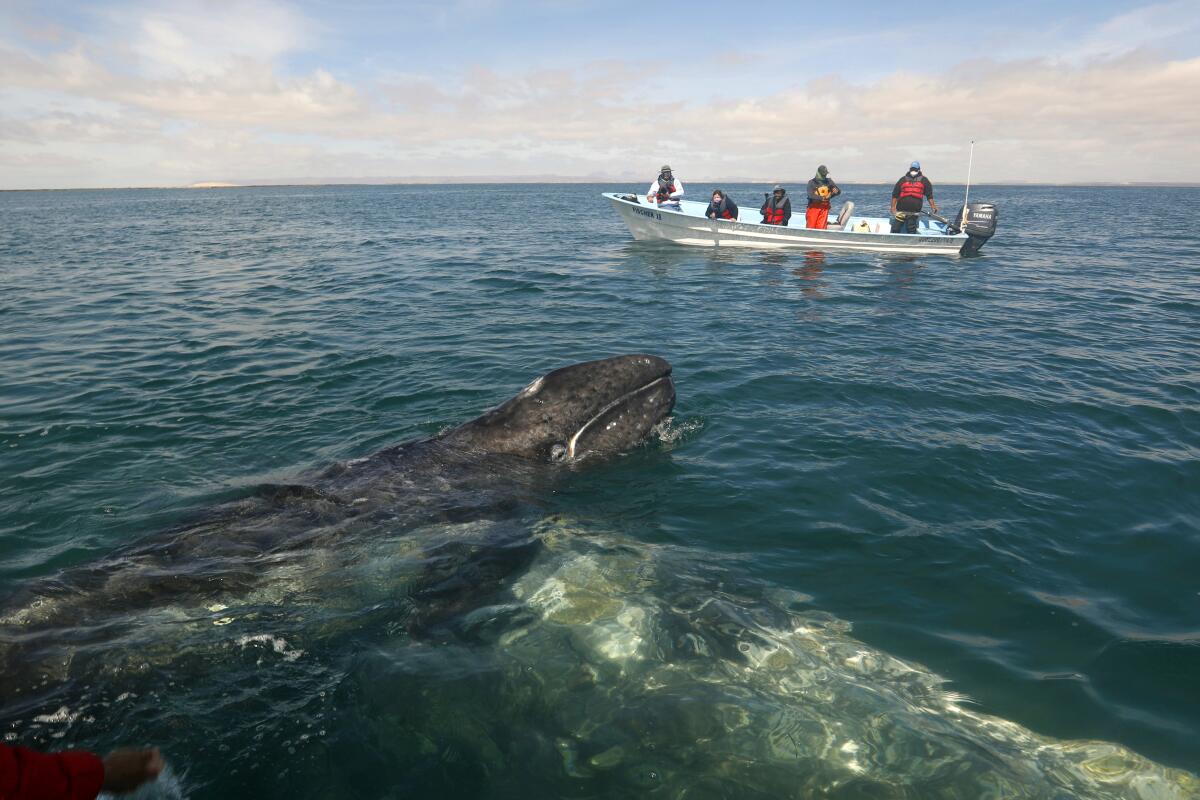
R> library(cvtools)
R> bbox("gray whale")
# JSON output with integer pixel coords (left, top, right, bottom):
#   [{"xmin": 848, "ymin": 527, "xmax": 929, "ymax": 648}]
[{"xmin": 0, "ymin": 354, "xmax": 675, "ymax": 689}]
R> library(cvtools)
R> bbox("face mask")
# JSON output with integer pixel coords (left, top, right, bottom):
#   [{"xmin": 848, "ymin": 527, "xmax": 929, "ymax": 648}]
[{"xmin": 909, "ymin": 170, "xmax": 919, "ymax": 177}]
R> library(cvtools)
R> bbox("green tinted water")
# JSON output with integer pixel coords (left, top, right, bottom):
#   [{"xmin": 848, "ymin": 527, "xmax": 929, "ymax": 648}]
[{"xmin": 1, "ymin": 184, "xmax": 1197, "ymax": 797}]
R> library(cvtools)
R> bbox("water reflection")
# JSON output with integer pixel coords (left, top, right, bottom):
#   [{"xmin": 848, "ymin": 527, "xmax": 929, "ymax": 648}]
[
  {"xmin": 793, "ymin": 251, "xmax": 828, "ymax": 300},
  {"xmin": 871, "ymin": 256, "xmax": 925, "ymax": 315}
]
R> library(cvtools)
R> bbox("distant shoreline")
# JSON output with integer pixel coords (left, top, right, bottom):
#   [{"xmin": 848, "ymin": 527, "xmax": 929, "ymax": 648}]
[{"xmin": 3, "ymin": 180, "xmax": 1199, "ymax": 192}]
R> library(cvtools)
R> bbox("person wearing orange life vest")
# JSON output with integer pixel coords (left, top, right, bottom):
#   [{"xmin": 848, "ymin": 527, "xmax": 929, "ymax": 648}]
[
  {"xmin": 705, "ymin": 189, "xmax": 739, "ymax": 221},
  {"xmin": 805, "ymin": 165, "xmax": 841, "ymax": 229},
  {"xmin": 760, "ymin": 185, "xmax": 792, "ymax": 226},
  {"xmin": 890, "ymin": 160, "xmax": 939, "ymax": 234},
  {"xmin": 646, "ymin": 165, "xmax": 683, "ymax": 210}
]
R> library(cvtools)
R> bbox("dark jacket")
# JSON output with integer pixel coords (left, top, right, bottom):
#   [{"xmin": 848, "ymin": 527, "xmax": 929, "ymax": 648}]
[
  {"xmin": 760, "ymin": 194, "xmax": 792, "ymax": 225},
  {"xmin": 806, "ymin": 177, "xmax": 841, "ymax": 206},
  {"xmin": 706, "ymin": 196, "xmax": 739, "ymax": 220},
  {"xmin": 892, "ymin": 173, "xmax": 934, "ymax": 213}
]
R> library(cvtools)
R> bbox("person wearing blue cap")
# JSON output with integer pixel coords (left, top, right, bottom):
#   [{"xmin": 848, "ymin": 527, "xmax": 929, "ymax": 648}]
[{"xmin": 890, "ymin": 161, "xmax": 938, "ymax": 234}]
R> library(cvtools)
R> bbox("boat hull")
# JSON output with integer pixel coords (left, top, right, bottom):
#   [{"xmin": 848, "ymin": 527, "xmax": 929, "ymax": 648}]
[{"xmin": 604, "ymin": 193, "xmax": 971, "ymax": 256}]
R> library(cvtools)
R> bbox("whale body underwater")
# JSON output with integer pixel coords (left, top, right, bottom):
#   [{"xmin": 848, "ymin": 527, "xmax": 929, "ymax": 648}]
[
  {"xmin": 1, "ymin": 355, "xmax": 1196, "ymax": 798},
  {"xmin": 0, "ymin": 355, "xmax": 675, "ymax": 661}
]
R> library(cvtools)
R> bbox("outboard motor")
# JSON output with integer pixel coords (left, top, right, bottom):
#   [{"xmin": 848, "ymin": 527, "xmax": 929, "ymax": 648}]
[{"xmin": 951, "ymin": 202, "xmax": 998, "ymax": 256}]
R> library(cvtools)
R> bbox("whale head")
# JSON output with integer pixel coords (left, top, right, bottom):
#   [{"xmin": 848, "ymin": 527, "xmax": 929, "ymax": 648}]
[{"xmin": 446, "ymin": 355, "xmax": 675, "ymax": 463}]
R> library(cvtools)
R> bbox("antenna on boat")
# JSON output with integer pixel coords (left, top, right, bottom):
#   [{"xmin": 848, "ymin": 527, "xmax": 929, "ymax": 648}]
[{"xmin": 960, "ymin": 139, "xmax": 975, "ymax": 230}]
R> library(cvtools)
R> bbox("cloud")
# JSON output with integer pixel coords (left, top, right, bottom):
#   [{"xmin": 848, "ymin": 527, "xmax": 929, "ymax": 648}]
[
  {"xmin": 0, "ymin": 44, "xmax": 365, "ymax": 131},
  {"xmin": 109, "ymin": 0, "xmax": 315, "ymax": 78},
  {"xmin": 0, "ymin": 3, "xmax": 1198, "ymax": 188},
  {"xmin": 1059, "ymin": 0, "xmax": 1200, "ymax": 62}
]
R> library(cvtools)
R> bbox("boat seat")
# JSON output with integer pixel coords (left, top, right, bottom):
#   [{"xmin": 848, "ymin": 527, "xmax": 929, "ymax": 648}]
[{"xmin": 831, "ymin": 201, "xmax": 855, "ymax": 230}]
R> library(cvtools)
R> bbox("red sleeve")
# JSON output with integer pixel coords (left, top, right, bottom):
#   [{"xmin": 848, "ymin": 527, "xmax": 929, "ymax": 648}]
[{"xmin": 1, "ymin": 744, "xmax": 105, "ymax": 800}]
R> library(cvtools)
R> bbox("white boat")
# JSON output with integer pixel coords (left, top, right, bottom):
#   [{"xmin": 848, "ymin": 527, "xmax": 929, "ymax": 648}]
[{"xmin": 603, "ymin": 193, "xmax": 998, "ymax": 256}]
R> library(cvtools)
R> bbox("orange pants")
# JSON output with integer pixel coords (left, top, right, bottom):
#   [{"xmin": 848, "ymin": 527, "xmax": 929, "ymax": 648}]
[{"xmin": 806, "ymin": 204, "xmax": 830, "ymax": 229}]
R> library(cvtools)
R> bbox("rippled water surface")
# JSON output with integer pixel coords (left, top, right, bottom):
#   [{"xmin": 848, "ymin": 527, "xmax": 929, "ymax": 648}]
[{"xmin": 1, "ymin": 184, "xmax": 1198, "ymax": 798}]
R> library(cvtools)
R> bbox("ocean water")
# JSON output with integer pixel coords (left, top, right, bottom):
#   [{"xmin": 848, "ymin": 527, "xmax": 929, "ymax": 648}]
[{"xmin": 1, "ymin": 183, "xmax": 1197, "ymax": 798}]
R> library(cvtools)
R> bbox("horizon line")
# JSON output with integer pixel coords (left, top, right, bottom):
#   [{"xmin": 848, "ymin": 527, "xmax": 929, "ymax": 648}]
[{"xmin": 5, "ymin": 179, "xmax": 1199, "ymax": 193}]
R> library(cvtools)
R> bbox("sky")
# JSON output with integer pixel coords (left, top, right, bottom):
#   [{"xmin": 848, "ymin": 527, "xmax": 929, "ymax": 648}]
[{"xmin": 2, "ymin": 0, "xmax": 1199, "ymax": 189}]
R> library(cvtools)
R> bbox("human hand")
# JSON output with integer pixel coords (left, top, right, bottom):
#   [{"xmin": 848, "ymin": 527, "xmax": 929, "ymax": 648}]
[{"xmin": 102, "ymin": 748, "xmax": 164, "ymax": 794}]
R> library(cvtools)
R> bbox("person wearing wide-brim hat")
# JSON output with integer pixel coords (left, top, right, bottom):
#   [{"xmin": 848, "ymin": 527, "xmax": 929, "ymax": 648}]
[
  {"xmin": 805, "ymin": 165, "xmax": 842, "ymax": 229},
  {"xmin": 646, "ymin": 164, "xmax": 684, "ymax": 210}
]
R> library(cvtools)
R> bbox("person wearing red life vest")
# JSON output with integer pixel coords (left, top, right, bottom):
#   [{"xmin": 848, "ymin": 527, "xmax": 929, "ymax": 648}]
[
  {"xmin": 890, "ymin": 161, "xmax": 939, "ymax": 234},
  {"xmin": 1, "ymin": 744, "xmax": 162, "ymax": 800},
  {"xmin": 760, "ymin": 185, "xmax": 792, "ymax": 226},
  {"xmin": 805, "ymin": 165, "xmax": 841, "ymax": 229},
  {"xmin": 646, "ymin": 165, "xmax": 683, "ymax": 210},
  {"xmin": 705, "ymin": 189, "xmax": 739, "ymax": 221}
]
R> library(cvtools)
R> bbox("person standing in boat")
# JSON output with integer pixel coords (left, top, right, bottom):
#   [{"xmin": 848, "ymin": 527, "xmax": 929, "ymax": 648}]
[
  {"xmin": 890, "ymin": 161, "xmax": 939, "ymax": 234},
  {"xmin": 706, "ymin": 189, "xmax": 739, "ymax": 221},
  {"xmin": 760, "ymin": 185, "xmax": 792, "ymax": 226},
  {"xmin": 646, "ymin": 165, "xmax": 683, "ymax": 210},
  {"xmin": 805, "ymin": 165, "xmax": 841, "ymax": 229}
]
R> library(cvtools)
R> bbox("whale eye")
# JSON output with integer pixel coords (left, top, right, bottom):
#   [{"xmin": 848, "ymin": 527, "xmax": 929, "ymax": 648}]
[{"xmin": 549, "ymin": 443, "xmax": 568, "ymax": 462}]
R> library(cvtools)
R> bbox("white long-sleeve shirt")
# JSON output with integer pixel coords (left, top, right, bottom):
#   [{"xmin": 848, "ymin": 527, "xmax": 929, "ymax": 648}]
[{"xmin": 646, "ymin": 177, "xmax": 684, "ymax": 205}]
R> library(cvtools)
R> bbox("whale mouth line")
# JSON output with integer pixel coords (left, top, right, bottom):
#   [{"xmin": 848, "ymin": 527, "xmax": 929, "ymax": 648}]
[{"xmin": 565, "ymin": 374, "xmax": 672, "ymax": 460}]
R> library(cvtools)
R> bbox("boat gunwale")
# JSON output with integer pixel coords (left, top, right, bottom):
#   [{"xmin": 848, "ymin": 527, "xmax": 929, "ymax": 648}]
[{"xmin": 602, "ymin": 192, "xmax": 970, "ymax": 254}]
